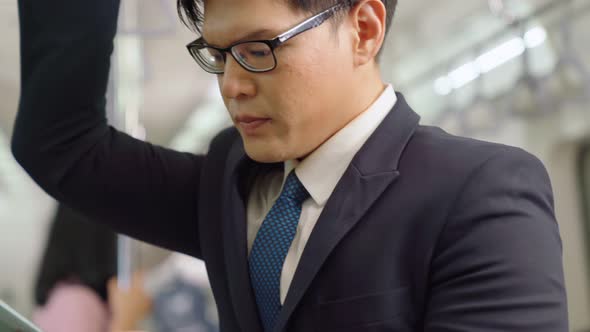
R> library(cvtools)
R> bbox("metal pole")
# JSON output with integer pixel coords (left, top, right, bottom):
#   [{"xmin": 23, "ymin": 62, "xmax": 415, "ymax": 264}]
[{"xmin": 112, "ymin": 0, "xmax": 145, "ymax": 290}]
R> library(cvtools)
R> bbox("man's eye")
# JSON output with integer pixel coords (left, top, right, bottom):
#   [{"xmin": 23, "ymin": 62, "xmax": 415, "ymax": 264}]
[{"xmin": 249, "ymin": 49, "xmax": 271, "ymax": 57}]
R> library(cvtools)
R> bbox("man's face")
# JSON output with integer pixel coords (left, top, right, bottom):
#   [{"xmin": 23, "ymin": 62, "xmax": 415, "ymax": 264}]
[{"xmin": 203, "ymin": 0, "xmax": 357, "ymax": 162}]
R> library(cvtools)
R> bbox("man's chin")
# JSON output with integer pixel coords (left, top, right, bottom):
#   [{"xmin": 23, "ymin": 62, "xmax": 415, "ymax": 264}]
[{"xmin": 243, "ymin": 141, "xmax": 290, "ymax": 163}]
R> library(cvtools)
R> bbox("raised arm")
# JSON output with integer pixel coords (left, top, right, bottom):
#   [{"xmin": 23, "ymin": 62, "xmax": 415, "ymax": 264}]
[
  {"xmin": 424, "ymin": 148, "xmax": 568, "ymax": 331},
  {"xmin": 12, "ymin": 0, "xmax": 206, "ymax": 257}
]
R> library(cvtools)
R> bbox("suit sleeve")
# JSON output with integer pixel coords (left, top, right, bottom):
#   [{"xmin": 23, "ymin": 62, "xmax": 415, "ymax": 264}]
[
  {"xmin": 11, "ymin": 0, "xmax": 205, "ymax": 257},
  {"xmin": 423, "ymin": 148, "xmax": 568, "ymax": 331}
]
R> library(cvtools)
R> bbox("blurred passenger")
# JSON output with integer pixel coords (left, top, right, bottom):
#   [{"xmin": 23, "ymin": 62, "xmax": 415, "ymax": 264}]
[
  {"xmin": 32, "ymin": 204, "xmax": 117, "ymax": 332},
  {"xmin": 145, "ymin": 254, "xmax": 218, "ymax": 332},
  {"xmin": 107, "ymin": 272, "xmax": 152, "ymax": 331},
  {"xmin": 109, "ymin": 253, "xmax": 218, "ymax": 332}
]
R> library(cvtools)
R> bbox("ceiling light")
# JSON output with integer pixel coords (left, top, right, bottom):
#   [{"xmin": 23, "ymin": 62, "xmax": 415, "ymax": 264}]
[
  {"xmin": 476, "ymin": 37, "xmax": 526, "ymax": 73},
  {"xmin": 434, "ymin": 26, "xmax": 548, "ymax": 95}
]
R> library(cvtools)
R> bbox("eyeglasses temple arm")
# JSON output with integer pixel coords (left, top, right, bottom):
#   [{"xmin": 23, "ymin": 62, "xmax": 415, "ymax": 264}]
[{"xmin": 274, "ymin": 3, "xmax": 345, "ymax": 45}]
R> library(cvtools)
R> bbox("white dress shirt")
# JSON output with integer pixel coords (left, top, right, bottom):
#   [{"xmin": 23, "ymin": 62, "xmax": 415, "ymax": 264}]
[{"xmin": 246, "ymin": 84, "xmax": 397, "ymax": 304}]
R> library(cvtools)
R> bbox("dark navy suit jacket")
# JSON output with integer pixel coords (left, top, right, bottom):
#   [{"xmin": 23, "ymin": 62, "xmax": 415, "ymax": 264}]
[{"xmin": 12, "ymin": 0, "xmax": 568, "ymax": 331}]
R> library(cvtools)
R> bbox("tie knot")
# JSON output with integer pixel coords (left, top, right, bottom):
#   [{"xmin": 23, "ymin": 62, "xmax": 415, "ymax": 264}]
[{"xmin": 281, "ymin": 171, "xmax": 309, "ymax": 205}]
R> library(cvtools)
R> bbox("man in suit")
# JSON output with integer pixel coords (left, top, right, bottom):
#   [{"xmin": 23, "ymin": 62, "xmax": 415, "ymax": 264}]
[{"xmin": 12, "ymin": 0, "xmax": 568, "ymax": 330}]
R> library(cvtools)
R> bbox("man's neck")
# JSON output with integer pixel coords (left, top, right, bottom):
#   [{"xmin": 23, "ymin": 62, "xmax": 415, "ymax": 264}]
[
  {"xmin": 343, "ymin": 72, "xmax": 387, "ymax": 129},
  {"xmin": 298, "ymin": 74, "xmax": 387, "ymax": 162}
]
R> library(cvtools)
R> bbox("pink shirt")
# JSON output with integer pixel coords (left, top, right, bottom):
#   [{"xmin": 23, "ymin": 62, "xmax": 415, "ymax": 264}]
[{"xmin": 33, "ymin": 283, "xmax": 110, "ymax": 332}]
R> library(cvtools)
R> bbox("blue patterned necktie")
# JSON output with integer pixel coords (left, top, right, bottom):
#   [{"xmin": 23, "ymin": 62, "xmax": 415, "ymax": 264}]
[{"xmin": 249, "ymin": 170, "xmax": 310, "ymax": 332}]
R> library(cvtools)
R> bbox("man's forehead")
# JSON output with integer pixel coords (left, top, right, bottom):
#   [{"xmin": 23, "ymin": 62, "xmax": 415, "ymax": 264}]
[
  {"xmin": 203, "ymin": 0, "xmax": 291, "ymax": 10},
  {"xmin": 203, "ymin": 0, "xmax": 293, "ymax": 20},
  {"xmin": 201, "ymin": 0, "xmax": 302, "ymax": 45}
]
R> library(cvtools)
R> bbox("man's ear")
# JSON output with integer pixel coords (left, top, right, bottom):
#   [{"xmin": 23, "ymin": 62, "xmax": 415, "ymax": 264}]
[{"xmin": 348, "ymin": 0, "xmax": 386, "ymax": 66}]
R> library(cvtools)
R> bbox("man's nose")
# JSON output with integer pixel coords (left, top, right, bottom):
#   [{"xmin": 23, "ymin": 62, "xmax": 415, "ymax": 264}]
[{"xmin": 219, "ymin": 55, "xmax": 256, "ymax": 100}]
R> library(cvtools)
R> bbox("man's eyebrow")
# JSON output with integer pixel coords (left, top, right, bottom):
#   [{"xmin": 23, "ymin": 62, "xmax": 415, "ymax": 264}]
[{"xmin": 202, "ymin": 28, "xmax": 277, "ymax": 47}]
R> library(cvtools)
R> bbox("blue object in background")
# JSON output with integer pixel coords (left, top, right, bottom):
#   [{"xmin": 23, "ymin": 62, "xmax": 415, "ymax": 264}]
[{"xmin": 152, "ymin": 277, "xmax": 218, "ymax": 332}]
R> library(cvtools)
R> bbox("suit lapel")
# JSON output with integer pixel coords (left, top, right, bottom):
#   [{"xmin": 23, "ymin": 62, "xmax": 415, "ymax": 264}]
[
  {"xmin": 221, "ymin": 139, "xmax": 263, "ymax": 332},
  {"xmin": 273, "ymin": 93, "xmax": 420, "ymax": 332}
]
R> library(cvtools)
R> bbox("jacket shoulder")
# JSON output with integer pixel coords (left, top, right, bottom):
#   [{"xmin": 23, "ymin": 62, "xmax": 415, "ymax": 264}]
[
  {"xmin": 404, "ymin": 125, "xmax": 545, "ymax": 174},
  {"xmin": 398, "ymin": 125, "xmax": 551, "ymax": 213}
]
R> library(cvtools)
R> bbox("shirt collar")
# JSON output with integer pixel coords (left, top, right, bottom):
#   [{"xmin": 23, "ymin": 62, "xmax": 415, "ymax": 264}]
[{"xmin": 283, "ymin": 84, "xmax": 397, "ymax": 206}]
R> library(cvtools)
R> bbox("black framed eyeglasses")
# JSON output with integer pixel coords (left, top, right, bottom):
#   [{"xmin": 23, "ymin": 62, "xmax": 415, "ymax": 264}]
[{"xmin": 186, "ymin": 2, "xmax": 346, "ymax": 74}]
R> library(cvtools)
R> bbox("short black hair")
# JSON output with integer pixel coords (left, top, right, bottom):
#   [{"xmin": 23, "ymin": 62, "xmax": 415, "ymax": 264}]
[
  {"xmin": 177, "ymin": 0, "xmax": 398, "ymax": 42},
  {"xmin": 34, "ymin": 204, "xmax": 117, "ymax": 306}
]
